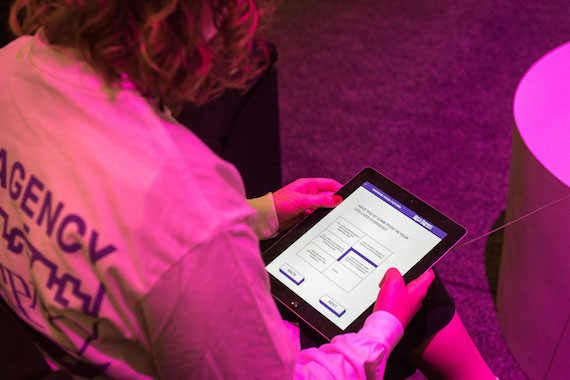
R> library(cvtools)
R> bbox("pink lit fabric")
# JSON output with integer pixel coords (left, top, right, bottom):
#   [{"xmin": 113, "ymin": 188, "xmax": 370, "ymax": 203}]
[{"xmin": 0, "ymin": 35, "xmax": 403, "ymax": 379}]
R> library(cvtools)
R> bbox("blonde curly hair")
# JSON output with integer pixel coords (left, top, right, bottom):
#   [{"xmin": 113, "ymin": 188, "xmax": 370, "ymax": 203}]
[{"xmin": 9, "ymin": 0, "xmax": 275, "ymax": 110}]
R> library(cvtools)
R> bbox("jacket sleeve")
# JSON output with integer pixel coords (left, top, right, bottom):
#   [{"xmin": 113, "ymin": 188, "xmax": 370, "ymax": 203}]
[
  {"xmin": 140, "ymin": 220, "xmax": 296, "ymax": 380},
  {"xmin": 293, "ymin": 311, "xmax": 403, "ymax": 380},
  {"xmin": 140, "ymin": 216, "xmax": 403, "ymax": 380}
]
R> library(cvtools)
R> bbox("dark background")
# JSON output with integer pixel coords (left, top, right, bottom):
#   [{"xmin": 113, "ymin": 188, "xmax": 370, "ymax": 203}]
[{"xmin": 267, "ymin": 0, "xmax": 570, "ymax": 378}]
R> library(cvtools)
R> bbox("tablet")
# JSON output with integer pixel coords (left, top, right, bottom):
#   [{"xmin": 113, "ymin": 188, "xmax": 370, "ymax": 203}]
[{"xmin": 263, "ymin": 168, "xmax": 466, "ymax": 341}]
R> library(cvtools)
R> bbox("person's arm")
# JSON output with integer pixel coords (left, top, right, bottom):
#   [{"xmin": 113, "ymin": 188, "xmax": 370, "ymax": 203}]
[
  {"xmin": 140, "ymin": 220, "xmax": 296, "ymax": 379},
  {"xmin": 246, "ymin": 193, "xmax": 280, "ymax": 240},
  {"xmin": 294, "ymin": 311, "xmax": 403, "ymax": 379},
  {"xmin": 292, "ymin": 268, "xmax": 435, "ymax": 379},
  {"xmin": 140, "ymin": 216, "xmax": 433, "ymax": 379},
  {"xmin": 139, "ymin": 220, "xmax": 400, "ymax": 379},
  {"xmin": 141, "ymin": 217, "xmax": 400, "ymax": 379}
]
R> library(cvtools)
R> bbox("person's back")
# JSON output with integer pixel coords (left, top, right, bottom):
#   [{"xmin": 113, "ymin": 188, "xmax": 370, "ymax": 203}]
[{"xmin": 0, "ymin": 32, "xmax": 298, "ymax": 377}]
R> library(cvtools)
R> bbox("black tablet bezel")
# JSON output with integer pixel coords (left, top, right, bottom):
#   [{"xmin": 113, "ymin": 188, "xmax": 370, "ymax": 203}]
[{"xmin": 263, "ymin": 167, "xmax": 467, "ymax": 341}]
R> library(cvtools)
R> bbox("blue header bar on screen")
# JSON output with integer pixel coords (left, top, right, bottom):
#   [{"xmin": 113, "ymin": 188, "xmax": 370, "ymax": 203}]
[{"xmin": 361, "ymin": 181, "xmax": 448, "ymax": 239}]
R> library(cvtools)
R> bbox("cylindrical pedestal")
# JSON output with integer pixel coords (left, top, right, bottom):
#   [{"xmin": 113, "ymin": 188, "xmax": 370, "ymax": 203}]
[{"xmin": 497, "ymin": 42, "xmax": 570, "ymax": 380}]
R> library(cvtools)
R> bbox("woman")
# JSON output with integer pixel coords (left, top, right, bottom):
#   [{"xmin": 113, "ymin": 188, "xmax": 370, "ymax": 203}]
[{"xmin": 0, "ymin": 0, "xmax": 495, "ymax": 378}]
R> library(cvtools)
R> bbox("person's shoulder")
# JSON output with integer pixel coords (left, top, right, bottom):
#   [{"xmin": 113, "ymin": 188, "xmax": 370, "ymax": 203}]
[
  {"xmin": 117, "ymin": 119, "xmax": 256, "ymax": 296},
  {"xmin": 0, "ymin": 34, "xmax": 33, "ymax": 54},
  {"xmin": 0, "ymin": 35, "xmax": 33, "ymax": 82},
  {"xmin": 157, "ymin": 117, "xmax": 252, "ymax": 230}
]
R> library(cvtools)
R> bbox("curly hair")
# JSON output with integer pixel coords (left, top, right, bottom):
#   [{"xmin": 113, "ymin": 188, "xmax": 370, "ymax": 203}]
[{"xmin": 9, "ymin": 0, "xmax": 276, "ymax": 110}]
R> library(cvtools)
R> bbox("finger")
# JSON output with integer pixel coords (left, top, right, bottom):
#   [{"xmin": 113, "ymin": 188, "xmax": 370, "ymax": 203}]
[
  {"xmin": 407, "ymin": 269, "xmax": 435, "ymax": 299},
  {"xmin": 379, "ymin": 267, "xmax": 402, "ymax": 288},
  {"xmin": 307, "ymin": 186, "xmax": 319, "ymax": 195},
  {"xmin": 298, "ymin": 193, "xmax": 342, "ymax": 209},
  {"xmin": 314, "ymin": 190, "xmax": 336, "ymax": 196},
  {"xmin": 296, "ymin": 178, "xmax": 344, "ymax": 193}
]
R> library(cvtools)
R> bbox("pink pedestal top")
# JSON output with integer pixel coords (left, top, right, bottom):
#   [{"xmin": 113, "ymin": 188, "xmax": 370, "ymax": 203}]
[{"xmin": 514, "ymin": 41, "xmax": 570, "ymax": 188}]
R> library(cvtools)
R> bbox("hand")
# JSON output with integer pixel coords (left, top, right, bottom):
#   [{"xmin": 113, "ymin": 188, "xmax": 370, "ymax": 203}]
[
  {"xmin": 373, "ymin": 268, "xmax": 435, "ymax": 327},
  {"xmin": 273, "ymin": 178, "xmax": 343, "ymax": 231}
]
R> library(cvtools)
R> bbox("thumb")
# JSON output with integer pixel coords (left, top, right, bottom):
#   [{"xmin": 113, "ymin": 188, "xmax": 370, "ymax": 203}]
[
  {"xmin": 379, "ymin": 267, "xmax": 402, "ymax": 288},
  {"xmin": 407, "ymin": 269, "xmax": 435, "ymax": 299},
  {"xmin": 298, "ymin": 193, "xmax": 342, "ymax": 210}
]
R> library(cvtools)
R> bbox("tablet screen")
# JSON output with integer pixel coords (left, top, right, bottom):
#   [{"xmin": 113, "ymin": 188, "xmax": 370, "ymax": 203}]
[{"xmin": 265, "ymin": 181, "xmax": 448, "ymax": 330}]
